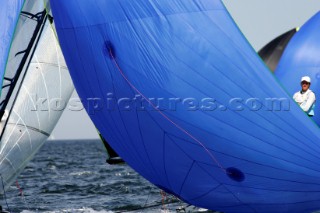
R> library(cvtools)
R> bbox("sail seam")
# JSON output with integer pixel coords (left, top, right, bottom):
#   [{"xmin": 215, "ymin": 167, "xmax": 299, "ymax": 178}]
[{"xmin": 108, "ymin": 48, "xmax": 226, "ymax": 173}]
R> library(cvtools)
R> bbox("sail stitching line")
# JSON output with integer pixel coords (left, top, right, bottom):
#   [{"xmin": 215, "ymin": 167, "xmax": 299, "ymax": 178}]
[
  {"xmin": 22, "ymin": 85, "xmax": 42, "ymax": 128},
  {"xmin": 108, "ymin": 49, "xmax": 226, "ymax": 173},
  {"xmin": 35, "ymin": 55, "xmax": 51, "ymax": 120},
  {"xmin": 134, "ymin": 110, "xmax": 165, "ymax": 180}
]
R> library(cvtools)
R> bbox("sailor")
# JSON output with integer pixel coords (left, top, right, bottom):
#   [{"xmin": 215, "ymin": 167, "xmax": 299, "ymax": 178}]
[{"xmin": 293, "ymin": 76, "xmax": 316, "ymax": 117}]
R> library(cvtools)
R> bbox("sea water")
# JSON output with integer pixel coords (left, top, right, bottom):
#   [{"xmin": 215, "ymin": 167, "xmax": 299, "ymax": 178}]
[{"xmin": 2, "ymin": 140, "xmax": 202, "ymax": 213}]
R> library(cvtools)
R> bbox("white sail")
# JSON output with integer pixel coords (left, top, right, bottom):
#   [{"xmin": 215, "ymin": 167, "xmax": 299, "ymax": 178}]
[{"xmin": 0, "ymin": 0, "xmax": 73, "ymax": 192}]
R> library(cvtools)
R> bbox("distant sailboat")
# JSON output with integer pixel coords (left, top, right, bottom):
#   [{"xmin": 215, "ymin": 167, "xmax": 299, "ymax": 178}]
[
  {"xmin": 0, "ymin": 0, "xmax": 73, "ymax": 194},
  {"xmin": 258, "ymin": 28, "xmax": 297, "ymax": 72},
  {"xmin": 98, "ymin": 131, "xmax": 124, "ymax": 165},
  {"xmin": 51, "ymin": 0, "xmax": 320, "ymax": 212}
]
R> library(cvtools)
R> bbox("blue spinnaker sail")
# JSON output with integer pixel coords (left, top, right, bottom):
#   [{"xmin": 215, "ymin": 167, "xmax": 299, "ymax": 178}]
[
  {"xmin": 275, "ymin": 12, "xmax": 320, "ymax": 126},
  {"xmin": 51, "ymin": 1, "xmax": 320, "ymax": 212},
  {"xmin": 0, "ymin": 0, "xmax": 25, "ymax": 91}
]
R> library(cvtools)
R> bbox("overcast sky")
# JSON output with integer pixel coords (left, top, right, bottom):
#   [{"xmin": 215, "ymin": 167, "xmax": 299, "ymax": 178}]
[{"xmin": 50, "ymin": 0, "xmax": 320, "ymax": 140}]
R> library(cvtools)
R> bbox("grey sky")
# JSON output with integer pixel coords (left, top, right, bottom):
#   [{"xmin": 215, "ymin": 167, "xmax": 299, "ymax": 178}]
[
  {"xmin": 50, "ymin": 0, "xmax": 320, "ymax": 140},
  {"xmin": 224, "ymin": 0, "xmax": 320, "ymax": 50}
]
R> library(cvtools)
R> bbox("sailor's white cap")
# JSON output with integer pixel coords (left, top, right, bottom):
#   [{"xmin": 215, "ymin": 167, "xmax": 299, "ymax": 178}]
[{"xmin": 301, "ymin": 76, "xmax": 311, "ymax": 83}]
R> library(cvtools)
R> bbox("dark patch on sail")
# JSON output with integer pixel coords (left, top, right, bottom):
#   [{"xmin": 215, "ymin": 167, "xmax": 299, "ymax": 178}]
[
  {"xmin": 104, "ymin": 41, "xmax": 116, "ymax": 59},
  {"xmin": 226, "ymin": 167, "xmax": 245, "ymax": 182}
]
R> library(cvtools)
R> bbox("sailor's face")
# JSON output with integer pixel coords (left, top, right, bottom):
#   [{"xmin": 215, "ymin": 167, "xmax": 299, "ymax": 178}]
[{"xmin": 301, "ymin": 81, "xmax": 310, "ymax": 91}]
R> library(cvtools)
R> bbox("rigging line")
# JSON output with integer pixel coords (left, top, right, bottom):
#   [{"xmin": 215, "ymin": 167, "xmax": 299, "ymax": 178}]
[
  {"xmin": 108, "ymin": 49, "xmax": 226, "ymax": 173},
  {"xmin": 0, "ymin": 174, "xmax": 10, "ymax": 212},
  {"xmin": 0, "ymin": 10, "xmax": 48, "ymax": 141},
  {"xmin": 16, "ymin": 180, "xmax": 30, "ymax": 210}
]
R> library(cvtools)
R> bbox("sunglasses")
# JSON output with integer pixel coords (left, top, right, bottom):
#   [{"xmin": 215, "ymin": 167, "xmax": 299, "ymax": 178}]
[{"xmin": 301, "ymin": 81, "xmax": 310, "ymax": 85}]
